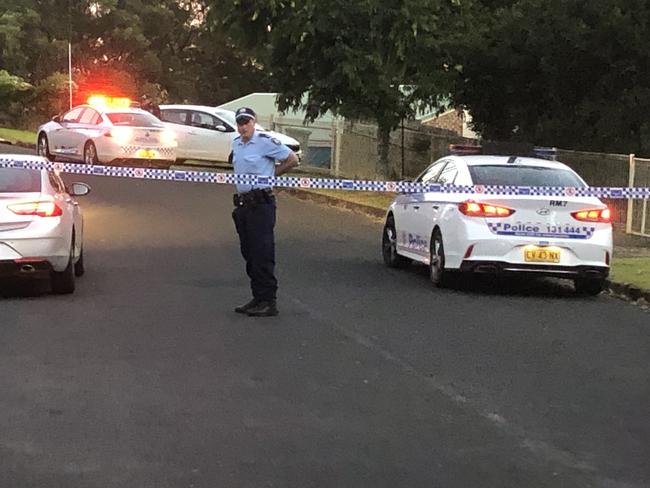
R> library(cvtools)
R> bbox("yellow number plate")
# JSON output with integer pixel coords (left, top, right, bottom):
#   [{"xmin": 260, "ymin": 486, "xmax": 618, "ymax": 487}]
[
  {"xmin": 136, "ymin": 149, "xmax": 157, "ymax": 159},
  {"xmin": 524, "ymin": 247, "xmax": 561, "ymax": 263}
]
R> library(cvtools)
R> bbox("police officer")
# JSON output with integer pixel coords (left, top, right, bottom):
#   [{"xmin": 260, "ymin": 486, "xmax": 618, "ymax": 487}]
[
  {"xmin": 140, "ymin": 94, "xmax": 161, "ymax": 119},
  {"xmin": 231, "ymin": 107, "xmax": 299, "ymax": 317}
]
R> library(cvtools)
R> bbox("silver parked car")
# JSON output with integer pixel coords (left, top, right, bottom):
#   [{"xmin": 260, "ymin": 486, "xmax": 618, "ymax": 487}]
[
  {"xmin": 159, "ymin": 104, "xmax": 302, "ymax": 164},
  {"xmin": 0, "ymin": 156, "xmax": 91, "ymax": 294}
]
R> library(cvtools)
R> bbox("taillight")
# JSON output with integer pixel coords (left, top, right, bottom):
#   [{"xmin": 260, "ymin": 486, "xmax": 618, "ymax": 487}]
[
  {"xmin": 8, "ymin": 201, "xmax": 63, "ymax": 217},
  {"xmin": 571, "ymin": 207, "xmax": 611, "ymax": 223},
  {"xmin": 160, "ymin": 129, "xmax": 177, "ymax": 146},
  {"xmin": 458, "ymin": 200, "xmax": 515, "ymax": 218},
  {"xmin": 106, "ymin": 127, "xmax": 132, "ymax": 145}
]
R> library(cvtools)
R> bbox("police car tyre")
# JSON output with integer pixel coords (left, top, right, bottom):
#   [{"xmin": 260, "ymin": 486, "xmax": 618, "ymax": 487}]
[
  {"xmin": 228, "ymin": 152, "xmax": 233, "ymax": 165},
  {"xmin": 574, "ymin": 276, "xmax": 605, "ymax": 296},
  {"xmin": 51, "ymin": 240, "xmax": 75, "ymax": 294},
  {"xmin": 429, "ymin": 229, "xmax": 449, "ymax": 288},
  {"xmin": 382, "ymin": 215, "xmax": 410, "ymax": 268},
  {"xmin": 84, "ymin": 141, "xmax": 99, "ymax": 165},
  {"xmin": 38, "ymin": 133, "xmax": 55, "ymax": 161},
  {"xmin": 74, "ymin": 247, "xmax": 85, "ymax": 277}
]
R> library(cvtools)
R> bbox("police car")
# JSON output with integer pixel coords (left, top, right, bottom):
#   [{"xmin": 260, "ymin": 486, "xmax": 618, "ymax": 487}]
[
  {"xmin": 382, "ymin": 154, "xmax": 613, "ymax": 295},
  {"xmin": 37, "ymin": 96, "xmax": 177, "ymax": 166}
]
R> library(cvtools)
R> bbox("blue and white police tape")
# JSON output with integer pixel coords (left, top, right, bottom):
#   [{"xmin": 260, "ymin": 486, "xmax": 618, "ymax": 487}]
[{"xmin": 1, "ymin": 155, "xmax": 649, "ymax": 199}]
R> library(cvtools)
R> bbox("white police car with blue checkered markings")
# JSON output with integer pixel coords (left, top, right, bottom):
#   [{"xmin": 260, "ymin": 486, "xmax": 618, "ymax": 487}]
[{"xmin": 382, "ymin": 155, "xmax": 613, "ymax": 295}]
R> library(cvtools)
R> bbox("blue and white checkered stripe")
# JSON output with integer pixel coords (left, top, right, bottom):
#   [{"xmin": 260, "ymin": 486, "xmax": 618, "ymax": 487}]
[
  {"xmin": 1, "ymin": 156, "xmax": 649, "ymax": 199},
  {"xmin": 487, "ymin": 222, "xmax": 596, "ymax": 239}
]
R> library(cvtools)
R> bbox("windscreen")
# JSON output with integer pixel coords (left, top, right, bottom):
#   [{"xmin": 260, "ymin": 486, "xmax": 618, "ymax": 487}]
[
  {"xmin": 106, "ymin": 112, "xmax": 163, "ymax": 127},
  {"xmin": 0, "ymin": 168, "xmax": 41, "ymax": 192},
  {"xmin": 468, "ymin": 165, "xmax": 586, "ymax": 187}
]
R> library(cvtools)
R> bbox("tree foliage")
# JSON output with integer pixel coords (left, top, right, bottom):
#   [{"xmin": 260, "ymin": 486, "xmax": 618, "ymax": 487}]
[
  {"xmin": 213, "ymin": 0, "xmax": 470, "ymax": 177},
  {"xmin": 0, "ymin": 0, "xmax": 268, "ymax": 127},
  {"xmin": 454, "ymin": 0, "xmax": 650, "ymax": 155}
]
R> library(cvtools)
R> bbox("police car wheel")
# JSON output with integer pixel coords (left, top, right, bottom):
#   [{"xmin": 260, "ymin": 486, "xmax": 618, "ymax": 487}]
[
  {"xmin": 430, "ymin": 229, "xmax": 449, "ymax": 288},
  {"xmin": 38, "ymin": 133, "xmax": 56, "ymax": 161},
  {"xmin": 84, "ymin": 141, "xmax": 99, "ymax": 165},
  {"xmin": 574, "ymin": 276, "xmax": 605, "ymax": 296},
  {"xmin": 382, "ymin": 215, "xmax": 409, "ymax": 268}
]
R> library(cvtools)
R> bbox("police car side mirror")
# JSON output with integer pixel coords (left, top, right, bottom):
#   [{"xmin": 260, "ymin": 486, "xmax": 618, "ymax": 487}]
[
  {"xmin": 52, "ymin": 114, "xmax": 61, "ymax": 123},
  {"xmin": 215, "ymin": 124, "xmax": 227, "ymax": 132}
]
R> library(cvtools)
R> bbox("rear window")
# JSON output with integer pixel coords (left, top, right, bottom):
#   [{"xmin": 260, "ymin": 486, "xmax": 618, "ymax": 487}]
[
  {"xmin": 468, "ymin": 165, "xmax": 586, "ymax": 187},
  {"xmin": 0, "ymin": 168, "xmax": 41, "ymax": 192},
  {"xmin": 106, "ymin": 112, "xmax": 163, "ymax": 127}
]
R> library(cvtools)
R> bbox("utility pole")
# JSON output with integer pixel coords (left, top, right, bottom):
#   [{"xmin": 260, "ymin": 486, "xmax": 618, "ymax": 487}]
[{"xmin": 68, "ymin": 42, "xmax": 72, "ymax": 109}]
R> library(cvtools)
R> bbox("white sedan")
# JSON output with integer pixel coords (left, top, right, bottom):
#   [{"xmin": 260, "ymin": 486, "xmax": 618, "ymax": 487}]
[
  {"xmin": 0, "ymin": 156, "xmax": 90, "ymax": 294},
  {"xmin": 159, "ymin": 104, "xmax": 302, "ymax": 164},
  {"xmin": 37, "ymin": 98, "xmax": 177, "ymax": 166},
  {"xmin": 382, "ymin": 155, "xmax": 613, "ymax": 295}
]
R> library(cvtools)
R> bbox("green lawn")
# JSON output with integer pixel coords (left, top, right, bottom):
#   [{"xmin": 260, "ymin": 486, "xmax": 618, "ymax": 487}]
[
  {"xmin": 610, "ymin": 257, "xmax": 650, "ymax": 290},
  {"xmin": 0, "ymin": 128, "xmax": 37, "ymax": 145}
]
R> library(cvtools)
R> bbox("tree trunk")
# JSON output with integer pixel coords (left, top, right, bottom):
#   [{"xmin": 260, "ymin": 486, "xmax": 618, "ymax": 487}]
[{"xmin": 376, "ymin": 124, "xmax": 390, "ymax": 180}]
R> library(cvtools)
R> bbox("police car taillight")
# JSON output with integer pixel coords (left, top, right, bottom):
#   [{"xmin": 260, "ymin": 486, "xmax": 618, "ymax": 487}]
[
  {"xmin": 571, "ymin": 207, "xmax": 611, "ymax": 223},
  {"xmin": 105, "ymin": 127, "xmax": 132, "ymax": 145},
  {"xmin": 458, "ymin": 200, "xmax": 515, "ymax": 218},
  {"xmin": 8, "ymin": 201, "xmax": 63, "ymax": 217}
]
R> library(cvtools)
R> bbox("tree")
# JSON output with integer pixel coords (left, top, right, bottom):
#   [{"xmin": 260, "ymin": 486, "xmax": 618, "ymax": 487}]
[
  {"xmin": 453, "ymin": 0, "xmax": 650, "ymax": 155},
  {"xmin": 212, "ymin": 0, "xmax": 470, "ymax": 178},
  {"xmin": 0, "ymin": 70, "xmax": 33, "ymax": 102}
]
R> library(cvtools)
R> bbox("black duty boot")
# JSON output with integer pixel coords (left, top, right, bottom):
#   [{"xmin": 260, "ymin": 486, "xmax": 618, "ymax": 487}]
[
  {"xmin": 235, "ymin": 298, "xmax": 260, "ymax": 314},
  {"xmin": 246, "ymin": 300, "xmax": 279, "ymax": 317}
]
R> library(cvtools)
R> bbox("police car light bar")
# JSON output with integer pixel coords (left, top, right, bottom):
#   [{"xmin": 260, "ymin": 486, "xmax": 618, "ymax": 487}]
[{"xmin": 87, "ymin": 95, "xmax": 132, "ymax": 110}]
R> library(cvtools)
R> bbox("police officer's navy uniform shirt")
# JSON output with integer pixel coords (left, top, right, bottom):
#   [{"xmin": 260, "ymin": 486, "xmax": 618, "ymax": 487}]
[{"xmin": 232, "ymin": 130, "xmax": 291, "ymax": 193}]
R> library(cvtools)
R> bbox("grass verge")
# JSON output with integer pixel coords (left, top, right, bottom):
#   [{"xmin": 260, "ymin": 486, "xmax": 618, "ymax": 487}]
[
  {"xmin": 609, "ymin": 258, "xmax": 650, "ymax": 290},
  {"xmin": 0, "ymin": 128, "xmax": 37, "ymax": 145}
]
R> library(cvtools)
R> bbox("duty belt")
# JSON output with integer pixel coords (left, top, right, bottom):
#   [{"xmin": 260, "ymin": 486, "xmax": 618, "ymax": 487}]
[{"xmin": 233, "ymin": 188, "xmax": 274, "ymax": 207}]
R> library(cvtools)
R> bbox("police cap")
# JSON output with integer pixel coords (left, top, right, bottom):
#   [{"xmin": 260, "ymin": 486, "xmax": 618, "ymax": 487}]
[{"xmin": 235, "ymin": 107, "xmax": 256, "ymax": 124}]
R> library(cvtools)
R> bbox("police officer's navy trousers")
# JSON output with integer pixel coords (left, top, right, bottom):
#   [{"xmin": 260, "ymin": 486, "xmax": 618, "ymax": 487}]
[{"xmin": 232, "ymin": 197, "xmax": 277, "ymax": 302}]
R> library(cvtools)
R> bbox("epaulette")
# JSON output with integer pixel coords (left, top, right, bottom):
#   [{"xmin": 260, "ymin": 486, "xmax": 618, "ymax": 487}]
[{"xmin": 258, "ymin": 133, "xmax": 271, "ymax": 138}]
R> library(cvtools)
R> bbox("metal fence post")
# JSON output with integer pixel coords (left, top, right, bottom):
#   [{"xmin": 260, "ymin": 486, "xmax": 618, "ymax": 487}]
[
  {"xmin": 333, "ymin": 118, "xmax": 342, "ymax": 177},
  {"xmin": 626, "ymin": 153, "xmax": 636, "ymax": 234}
]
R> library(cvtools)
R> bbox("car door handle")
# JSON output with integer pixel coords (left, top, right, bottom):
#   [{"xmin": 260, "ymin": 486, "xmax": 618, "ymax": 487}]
[
  {"xmin": 413, "ymin": 205, "xmax": 420, "ymax": 210},
  {"xmin": 432, "ymin": 205, "xmax": 439, "ymax": 210}
]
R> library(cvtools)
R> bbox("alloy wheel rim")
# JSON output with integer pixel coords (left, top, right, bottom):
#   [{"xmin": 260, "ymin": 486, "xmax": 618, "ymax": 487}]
[
  {"xmin": 85, "ymin": 145, "xmax": 95, "ymax": 164},
  {"xmin": 384, "ymin": 225, "xmax": 396, "ymax": 258},
  {"xmin": 431, "ymin": 239, "xmax": 442, "ymax": 280}
]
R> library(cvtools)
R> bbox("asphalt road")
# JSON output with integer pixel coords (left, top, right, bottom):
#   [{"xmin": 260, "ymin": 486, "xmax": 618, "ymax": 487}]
[{"xmin": 1, "ymin": 144, "xmax": 649, "ymax": 488}]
